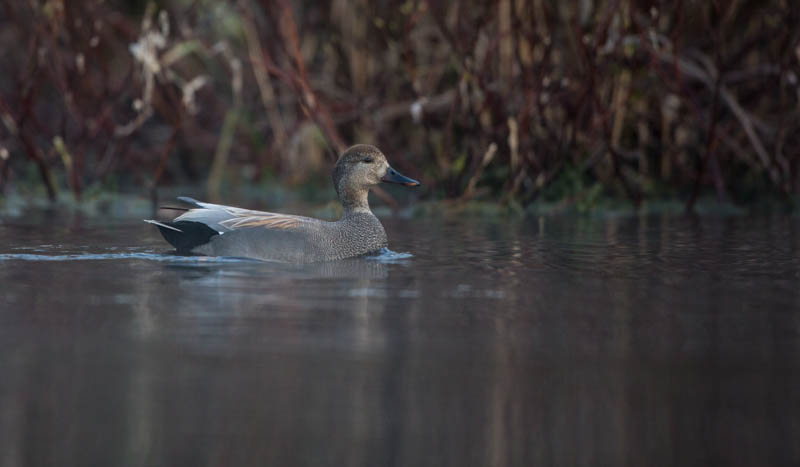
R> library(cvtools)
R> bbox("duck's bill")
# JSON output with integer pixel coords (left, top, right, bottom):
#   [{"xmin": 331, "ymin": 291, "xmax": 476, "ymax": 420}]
[{"xmin": 381, "ymin": 167, "xmax": 420, "ymax": 186}]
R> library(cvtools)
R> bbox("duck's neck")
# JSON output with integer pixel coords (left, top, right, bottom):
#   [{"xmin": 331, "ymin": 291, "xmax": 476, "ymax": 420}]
[{"xmin": 339, "ymin": 186, "xmax": 372, "ymax": 216}]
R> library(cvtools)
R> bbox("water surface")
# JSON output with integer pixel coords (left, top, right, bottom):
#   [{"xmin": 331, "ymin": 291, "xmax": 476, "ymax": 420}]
[{"xmin": 1, "ymin": 213, "xmax": 799, "ymax": 466}]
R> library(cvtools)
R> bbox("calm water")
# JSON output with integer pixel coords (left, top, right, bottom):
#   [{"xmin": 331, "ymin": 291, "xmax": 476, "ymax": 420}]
[{"xmin": 0, "ymin": 212, "xmax": 799, "ymax": 466}]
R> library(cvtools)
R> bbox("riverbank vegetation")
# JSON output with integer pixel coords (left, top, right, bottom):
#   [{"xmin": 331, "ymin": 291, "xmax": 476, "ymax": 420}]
[{"xmin": 1, "ymin": 0, "xmax": 798, "ymax": 213}]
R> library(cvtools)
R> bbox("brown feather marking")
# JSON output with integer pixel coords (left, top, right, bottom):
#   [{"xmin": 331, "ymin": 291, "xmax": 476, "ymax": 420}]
[{"xmin": 220, "ymin": 214, "xmax": 302, "ymax": 230}]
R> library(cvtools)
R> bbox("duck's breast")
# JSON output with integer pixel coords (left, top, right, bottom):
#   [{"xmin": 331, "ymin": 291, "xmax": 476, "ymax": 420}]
[{"xmin": 325, "ymin": 213, "xmax": 388, "ymax": 259}]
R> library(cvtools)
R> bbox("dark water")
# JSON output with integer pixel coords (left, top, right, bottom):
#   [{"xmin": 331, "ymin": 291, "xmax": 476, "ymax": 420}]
[{"xmin": 0, "ymin": 212, "xmax": 799, "ymax": 466}]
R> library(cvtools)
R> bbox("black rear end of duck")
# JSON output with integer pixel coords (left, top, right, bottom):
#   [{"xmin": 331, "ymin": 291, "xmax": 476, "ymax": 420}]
[{"xmin": 151, "ymin": 220, "xmax": 220, "ymax": 253}]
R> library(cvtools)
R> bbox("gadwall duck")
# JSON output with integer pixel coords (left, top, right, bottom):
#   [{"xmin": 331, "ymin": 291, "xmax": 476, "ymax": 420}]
[{"xmin": 145, "ymin": 144, "xmax": 419, "ymax": 262}]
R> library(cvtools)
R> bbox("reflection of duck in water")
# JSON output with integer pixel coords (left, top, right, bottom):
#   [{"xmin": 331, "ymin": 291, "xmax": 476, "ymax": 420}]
[
  {"xmin": 146, "ymin": 145, "xmax": 419, "ymax": 263},
  {"xmin": 165, "ymin": 256, "xmax": 393, "ymax": 282}
]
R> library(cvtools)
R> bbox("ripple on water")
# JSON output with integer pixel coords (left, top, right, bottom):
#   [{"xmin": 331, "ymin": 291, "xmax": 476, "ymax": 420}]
[
  {"xmin": 365, "ymin": 247, "xmax": 414, "ymax": 263},
  {"xmin": 0, "ymin": 247, "xmax": 413, "ymax": 264},
  {"xmin": 0, "ymin": 252, "xmax": 252, "ymax": 263}
]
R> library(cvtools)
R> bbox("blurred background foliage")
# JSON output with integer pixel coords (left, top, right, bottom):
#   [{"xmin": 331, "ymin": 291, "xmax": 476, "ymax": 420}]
[{"xmin": 0, "ymin": 0, "xmax": 799, "ymax": 212}]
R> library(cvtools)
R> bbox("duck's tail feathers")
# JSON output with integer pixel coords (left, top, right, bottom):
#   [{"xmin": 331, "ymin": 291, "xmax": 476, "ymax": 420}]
[
  {"xmin": 177, "ymin": 196, "xmax": 203, "ymax": 207},
  {"xmin": 159, "ymin": 206, "xmax": 190, "ymax": 212},
  {"xmin": 144, "ymin": 219, "xmax": 182, "ymax": 232},
  {"xmin": 144, "ymin": 219, "xmax": 220, "ymax": 253}
]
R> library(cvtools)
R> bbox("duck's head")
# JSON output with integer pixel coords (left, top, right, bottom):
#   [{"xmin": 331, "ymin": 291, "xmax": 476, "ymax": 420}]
[{"xmin": 333, "ymin": 145, "xmax": 419, "ymax": 209}]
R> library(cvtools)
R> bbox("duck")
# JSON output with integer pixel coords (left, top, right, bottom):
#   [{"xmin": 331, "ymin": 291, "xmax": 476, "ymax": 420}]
[{"xmin": 145, "ymin": 144, "xmax": 419, "ymax": 263}]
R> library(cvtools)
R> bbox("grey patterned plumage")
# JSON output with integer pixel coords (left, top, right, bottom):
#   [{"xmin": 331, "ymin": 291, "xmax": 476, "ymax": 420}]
[{"xmin": 145, "ymin": 144, "xmax": 419, "ymax": 263}]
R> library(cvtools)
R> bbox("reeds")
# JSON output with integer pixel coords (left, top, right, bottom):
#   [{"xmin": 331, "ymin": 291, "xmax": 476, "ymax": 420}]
[{"xmin": 0, "ymin": 0, "xmax": 797, "ymax": 210}]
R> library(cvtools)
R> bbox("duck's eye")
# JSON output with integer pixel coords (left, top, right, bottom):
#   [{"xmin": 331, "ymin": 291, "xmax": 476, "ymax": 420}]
[{"xmin": 362, "ymin": 157, "xmax": 374, "ymax": 163}]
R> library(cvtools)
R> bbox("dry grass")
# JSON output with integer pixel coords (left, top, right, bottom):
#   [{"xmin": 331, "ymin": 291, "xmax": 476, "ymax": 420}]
[{"xmin": 0, "ymin": 0, "xmax": 798, "ymax": 210}]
